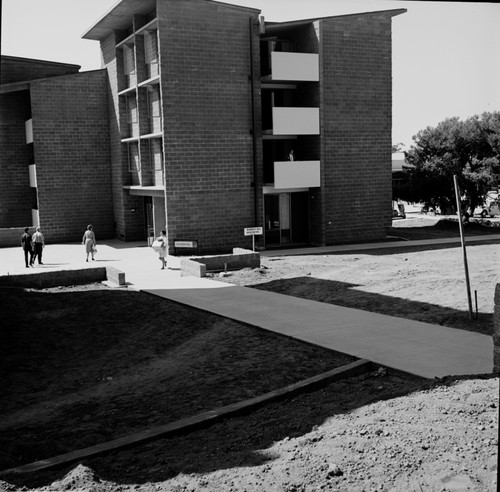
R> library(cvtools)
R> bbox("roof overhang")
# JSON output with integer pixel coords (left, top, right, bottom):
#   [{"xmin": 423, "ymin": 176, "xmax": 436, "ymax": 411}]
[
  {"xmin": 82, "ymin": 0, "xmax": 157, "ymax": 40},
  {"xmin": 0, "ymin": 81, "xmax": 30, "ymax": 94},
  {"xmin": 264, "ymin": 8, "xmax": 407, "ymax": 34},
  {"xmin": 82, "ymin": 0, "xmax": 260, "ymax": 41}
]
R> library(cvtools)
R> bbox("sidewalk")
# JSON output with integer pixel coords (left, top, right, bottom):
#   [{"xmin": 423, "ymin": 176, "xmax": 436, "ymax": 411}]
[{"xmin": 1, "ymin": 236, "xmax": 496, "ymax": 379}]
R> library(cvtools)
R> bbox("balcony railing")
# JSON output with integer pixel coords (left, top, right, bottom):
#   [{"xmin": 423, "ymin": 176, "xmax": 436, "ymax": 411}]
[
  {"xmin": 272, "ymin": 107, "xmax": 320, "ymax": 135},
  {"xmin": 274, "ymin": 161, "xmax": 320, "ymax": 189},
  {"xmin": 269, "ymin": 52, "xmax": 319, "ymax": 82}
]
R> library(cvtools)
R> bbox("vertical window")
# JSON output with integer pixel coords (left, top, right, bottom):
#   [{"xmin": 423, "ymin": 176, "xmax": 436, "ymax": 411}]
[
  {"xmin": 144, "ymin": 30, "xmax": 158, "ymax": 64},
  {"xmin": 123, "ymin": 45, "xmax": 135, "ymax": 75},
  {"xmin": 126, "ymin": 96, "xmax": 138, "ymax": 124},
  {"xmin": 128, "ymin": 143, "xmax": 140, "ymax": 172},
  {"xmin": 149, "ymin": 139, "xmax": 163, "ymax": 170},
  {"xmin": 147, "ymin": 86, "xmax": 161, "ymax": 119}
]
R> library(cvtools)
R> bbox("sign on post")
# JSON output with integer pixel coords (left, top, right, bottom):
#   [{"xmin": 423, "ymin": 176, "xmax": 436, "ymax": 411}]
[{"xmin": 244, "ymin": 227, "xmax": 263, "ymax": 252}]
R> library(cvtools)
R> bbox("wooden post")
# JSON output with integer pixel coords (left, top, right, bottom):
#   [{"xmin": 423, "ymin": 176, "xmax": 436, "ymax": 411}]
[{"xmin": 453, "ymin": 175, "xmax": 473, "ymax": 320}]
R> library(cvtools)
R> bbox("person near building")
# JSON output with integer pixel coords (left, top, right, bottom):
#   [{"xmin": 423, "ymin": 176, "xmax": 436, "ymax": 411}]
[
  {"xmin": 31, "ymin": 227, "xmax": 45, "ymax": 265},
  {"xmin": 152, "ymin": 229, "xmax": 168, "ymax": 269},
  {"xmin": 288, "ymin": 149, "xmax": 295, "ymax": 161},
  {"xmin": 82, "ymin": 224, "xmax": 97, "ymax": 262},
  {"xmin": 21, "ymin": 227, "xmax": 34, "ymax": 268}
]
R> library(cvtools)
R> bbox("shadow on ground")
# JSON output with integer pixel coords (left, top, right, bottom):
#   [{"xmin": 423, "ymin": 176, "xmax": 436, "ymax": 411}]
[
  {"xmin": 249, "ymin": 277, "xmax": 492, "ymax": 336},
  {"xmin": 6, "ymin": 371, "xmax": 497, "ymax": 489}
]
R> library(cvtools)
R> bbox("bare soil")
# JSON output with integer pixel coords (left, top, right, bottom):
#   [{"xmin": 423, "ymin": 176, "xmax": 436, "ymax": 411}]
[{"xmin": 0, "ymin": 217, "xmax": 498, "ymax": 492}]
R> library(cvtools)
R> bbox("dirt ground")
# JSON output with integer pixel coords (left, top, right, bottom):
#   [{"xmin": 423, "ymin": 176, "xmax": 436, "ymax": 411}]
[{"xmin": 0, "ymin": 217, "xmax": 499, "ymax": 492}]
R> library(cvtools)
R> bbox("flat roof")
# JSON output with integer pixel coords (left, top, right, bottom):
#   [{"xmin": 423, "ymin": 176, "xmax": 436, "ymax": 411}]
[{"xmin": 82, "ymin": 0, "xmax": 260, "ymax": 40}]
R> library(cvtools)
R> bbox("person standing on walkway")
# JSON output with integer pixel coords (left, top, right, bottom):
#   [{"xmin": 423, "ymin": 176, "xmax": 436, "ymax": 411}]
[
  {"xmin": 153, "ymin": 229, "xmax": 167, "ymax": 269},
  {"xmin": 82, "ymin": 224, "xmax": 96, "ymax": 262},
  {"xmin": 31, "ymin": 227, "xmax": 45, "ymax": 265},
  {"xmin": 21, "ymin": 227, "xmax": 34, "ymax": 268}
]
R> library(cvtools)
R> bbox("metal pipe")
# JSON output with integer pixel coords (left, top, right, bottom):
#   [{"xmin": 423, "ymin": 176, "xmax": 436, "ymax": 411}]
[{"xmin": 453, "ymin": 175, "xmax": 473, "ymax": 320}]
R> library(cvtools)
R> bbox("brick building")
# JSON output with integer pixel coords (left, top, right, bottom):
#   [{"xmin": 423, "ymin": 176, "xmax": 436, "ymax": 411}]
[
  {"xmin": 0, "ymin": 56, "xmax": 115, "ymax": 246},
  {"xmin": 1, "ymin": 0, "xmax": 405, "ymax": 252}
]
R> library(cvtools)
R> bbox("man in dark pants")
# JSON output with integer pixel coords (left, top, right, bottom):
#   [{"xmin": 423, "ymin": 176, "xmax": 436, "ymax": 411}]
[
  {"xmin": 31, "ymin": 226, "xmax": 45, "ymax": 265},
  {"xmin": 21, "ymin": 227, "xmax": 33, "ymax": 268}
]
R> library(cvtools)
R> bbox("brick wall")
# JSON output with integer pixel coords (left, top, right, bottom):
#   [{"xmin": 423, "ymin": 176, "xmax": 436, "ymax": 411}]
[
  {"xmin": 320, "ymin": 13, "xmax": 396, "ymax": 245},
  {"xmin": 29, "ymin": 70, "xmax": 115, "ymax": 243},
  {"xmin": 0, "ymin": 227, "xmax": 29, "ymax": 247},
  {"xmin": 158, "ymin": 0, "xmax": 262, "ymax": 254},
  {"xmin": 1, "ymin": 56, "xmax": 80, "ymax": 84},
  {"xmin": 0, "ymin": 91, "xmax": 33, "ymax": 227}
]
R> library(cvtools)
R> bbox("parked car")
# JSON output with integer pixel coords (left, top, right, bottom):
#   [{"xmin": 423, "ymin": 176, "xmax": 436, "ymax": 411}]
[{"xmin": 481, "ymin": 199, "xmax": 500, "ymax": 218}]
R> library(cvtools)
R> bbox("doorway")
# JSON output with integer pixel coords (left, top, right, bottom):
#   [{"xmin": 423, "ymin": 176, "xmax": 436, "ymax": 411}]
[
  {"xmin": 144, "ymin": 197, "xmax": 154, "ymax": 246},
  {"xmin": 264, "ymin": 191, "xmax": 309, "ymax": 247}
]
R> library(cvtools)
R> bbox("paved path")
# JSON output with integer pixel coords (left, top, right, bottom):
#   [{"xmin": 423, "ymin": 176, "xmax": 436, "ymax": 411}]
[{"xmin": 1, "ymin": 236, "xmax": 496, "ymax": 379}]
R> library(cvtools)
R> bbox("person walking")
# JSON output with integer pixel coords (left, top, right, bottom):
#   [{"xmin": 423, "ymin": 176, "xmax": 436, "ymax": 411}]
[
  {"xmin": 31, "ymin": 227, "xmax": 45, "ymax": 265},
  {"xmin": 82, "ymin": 224, "xmax": 96, "ymax": 262},
  {"xmin": 21, "ymin": 227, "xmax": 34, "ymax": 268},
  {"xmin": 154, "ymin": 229, "xmax": 167, "ymax": 269}
]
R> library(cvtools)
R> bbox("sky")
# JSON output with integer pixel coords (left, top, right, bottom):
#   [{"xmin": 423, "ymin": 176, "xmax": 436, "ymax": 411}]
[{"xmin": 1, "ymin": 0, "xmax": 499, "ymax": 148}]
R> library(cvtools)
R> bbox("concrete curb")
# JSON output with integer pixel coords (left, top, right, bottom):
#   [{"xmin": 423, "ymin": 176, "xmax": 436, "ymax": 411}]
[
  {"xmin": 0, "ymin": 359, "xmax": 373, "ymax": 477},
  {"xmin": 0, "ymin": 267, "xmax": 125, "ymax": 289}
]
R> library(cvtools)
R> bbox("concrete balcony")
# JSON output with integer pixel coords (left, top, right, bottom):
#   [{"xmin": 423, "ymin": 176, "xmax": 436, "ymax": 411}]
[
  {"xmin": 274, "ymin": 161, "xmax": 321, "ymax": 189},
  {"xmin": 272, "ymin": 107, "xmax": 320, "ymax": 135},
  {"xmin": 269, "ymin": 52, "xmax": 319, "ymax": 82}
]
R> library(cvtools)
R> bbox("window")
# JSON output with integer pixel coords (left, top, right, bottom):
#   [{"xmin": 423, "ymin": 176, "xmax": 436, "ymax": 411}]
[
  {"xmin": 123, "ymin": 45, "xmax": 135, "ymax": 75},
  {"xmin": 147, "ymin": 86, "xmax": 161, "ymax": 119},
  {"xmin": 149, "ymin": 139, "xmax": 163, "ymax": 171},
  {"xmin": 126, "ymin": 96, "xmax": 138, "ymax": 124},
  {"xmin": 144, "ymin": 30, "xmax": 158, "ymax": 64},
  {"xmin": 128, "ymin": 142, "xmax": 140, "ymax": 172}
]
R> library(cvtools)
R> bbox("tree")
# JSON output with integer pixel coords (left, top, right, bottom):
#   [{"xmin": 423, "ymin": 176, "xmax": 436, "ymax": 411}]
[{"xmin": 397, "ymin": 112, "xmax": 500, "ymax": 216}]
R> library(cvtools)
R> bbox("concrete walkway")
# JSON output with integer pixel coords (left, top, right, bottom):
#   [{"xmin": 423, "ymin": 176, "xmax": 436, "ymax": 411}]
[{"xmin": 1, "ymin": 235, "xmax": 496, "ymax": 379}]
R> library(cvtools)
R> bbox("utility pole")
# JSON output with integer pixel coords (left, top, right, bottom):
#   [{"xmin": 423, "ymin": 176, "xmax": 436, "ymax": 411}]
[{"xmin": 453, "ymin": 175, "xmax": 473, "ymax": 320}]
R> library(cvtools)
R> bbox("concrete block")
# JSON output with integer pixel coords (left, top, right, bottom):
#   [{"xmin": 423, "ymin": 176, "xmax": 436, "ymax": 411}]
[{"xmin": 105, "ymin": 266, "xmax": 126, "ymax": 286}]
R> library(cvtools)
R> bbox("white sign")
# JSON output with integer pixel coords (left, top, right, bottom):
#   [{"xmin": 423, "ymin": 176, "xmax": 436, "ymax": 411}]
[
  {"xmin": 174, "ymin": 240, "xmax": 197, "ymax": 248},
  {"xmin": 244, "ymin": 227, "xmax": 263, "ymax": 236}
]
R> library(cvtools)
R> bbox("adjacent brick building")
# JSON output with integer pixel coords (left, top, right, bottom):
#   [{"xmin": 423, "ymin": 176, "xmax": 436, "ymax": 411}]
[
  {"xmin": 1, "ymin": 0, "xmax": 405, "ymax": 252},
  {"xmin": 0, "ymin": 57, "xmax": 115, "ymax": 245}
]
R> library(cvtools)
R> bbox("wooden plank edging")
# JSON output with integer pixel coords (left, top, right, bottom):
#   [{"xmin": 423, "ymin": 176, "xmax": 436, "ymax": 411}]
[{"xmin": 0, "ymin": 359, "xmax": 373, "ymax": 477}]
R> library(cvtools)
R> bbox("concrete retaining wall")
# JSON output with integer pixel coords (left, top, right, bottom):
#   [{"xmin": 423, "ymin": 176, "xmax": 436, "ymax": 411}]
[
  {"xmin": 181, "ymin": 248, "xmax": 260, "ymax": 278},
  {"xmin": 0, "ymin": 267, "xmax": 125, "ymax": 289},
  {"xmin": 493, "ymin": 284, "xmax": 500, "ymax": 374}
]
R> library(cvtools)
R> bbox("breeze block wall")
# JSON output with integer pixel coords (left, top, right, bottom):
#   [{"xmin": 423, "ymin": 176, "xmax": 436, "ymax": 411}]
[
  {"xmin": 158, "ymin": 0, "xmax": 262, "ymax": 254},
  {"xmin": 320, "ymin": 11, "xmax": 403, "ymax": 245},
  {"xmin": 29, "ymin": 70, "xmax": 114, "ymax": 243}
]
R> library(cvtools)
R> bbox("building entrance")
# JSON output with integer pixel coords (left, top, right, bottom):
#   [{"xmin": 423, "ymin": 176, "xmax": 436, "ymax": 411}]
[
  {"xmin": 264, "ymin": 192, "xmax": 309, "ymax": 247},
  {"xmin": 144, "ymin": 197, "xmax": 154, "ymax": 245}
]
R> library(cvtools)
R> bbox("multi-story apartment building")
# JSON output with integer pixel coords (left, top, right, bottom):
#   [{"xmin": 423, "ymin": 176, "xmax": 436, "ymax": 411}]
[{"xmin": 0, "ymin": 0, "xmax": 405, "ymax": 253}]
